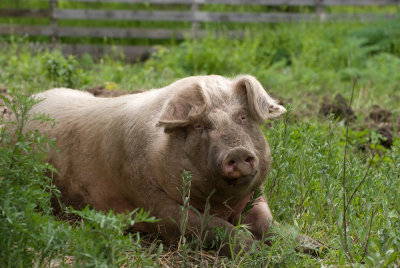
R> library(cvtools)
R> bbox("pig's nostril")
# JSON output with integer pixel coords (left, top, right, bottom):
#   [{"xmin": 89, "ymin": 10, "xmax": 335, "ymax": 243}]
[
  {"xmin": 228, "ymin": 160, "xmax": 236, "ymax": 166},
  {"xmin": 245, "ymin": 157, "xmax": 254, "ymax": 166},
  {"xmin": 224, "ymin": 159, "xmax": 237, "ymax": 175}
]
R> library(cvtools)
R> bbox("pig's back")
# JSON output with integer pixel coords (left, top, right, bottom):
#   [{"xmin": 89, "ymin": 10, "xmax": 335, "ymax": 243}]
[
  {"xmin": 31, "ymin": 88, "xmax": 163, "ymax": 127},
  {"xmin": 28, "ymin": 87, "xmax": 167, "ymax": 155}
]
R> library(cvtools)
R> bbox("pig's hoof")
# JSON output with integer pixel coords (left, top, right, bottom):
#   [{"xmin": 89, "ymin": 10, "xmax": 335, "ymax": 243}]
[{"xmin": 295, "ymin": 234, "xmax": 328, "ymax": 257}]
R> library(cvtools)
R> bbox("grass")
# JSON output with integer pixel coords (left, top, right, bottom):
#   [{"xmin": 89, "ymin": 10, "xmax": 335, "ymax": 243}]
[{"xmin": 0, "ymin": 15, "xmax": 400, "ymax": 268}]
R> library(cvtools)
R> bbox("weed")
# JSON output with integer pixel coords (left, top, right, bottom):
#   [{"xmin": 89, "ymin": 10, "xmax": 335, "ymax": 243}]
[
  {"xmin": 242, "ymin": 187, "xmax": 263, "ymax": 216},
  {"xmin": 41, "ymin": 52, "xmax": 84, "ymax": 88}
]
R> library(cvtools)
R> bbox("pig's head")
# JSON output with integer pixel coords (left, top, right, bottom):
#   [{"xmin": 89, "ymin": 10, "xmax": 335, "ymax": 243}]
[{"xmin": 157, "ymin": 75, "xmax": 286, "ymax": 200}]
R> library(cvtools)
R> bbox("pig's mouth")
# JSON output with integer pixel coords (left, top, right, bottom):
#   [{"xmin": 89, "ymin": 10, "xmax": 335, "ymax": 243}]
[{"xmin": 223, "ymin": 170, "xmax": 258, "ymax": 186}]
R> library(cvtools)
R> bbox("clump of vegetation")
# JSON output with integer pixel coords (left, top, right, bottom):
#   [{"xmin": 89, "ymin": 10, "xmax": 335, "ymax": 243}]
[
  {"xmin": 264, "ymin": 108, "xmax": 399, "ymax": 266},
  {"xmin": 41, "ymin": 52, "xmax": 84, "ymax": 88}
]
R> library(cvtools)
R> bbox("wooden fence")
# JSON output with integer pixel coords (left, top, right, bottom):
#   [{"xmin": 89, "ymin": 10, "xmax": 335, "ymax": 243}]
[{"xmin": 0, "ymin": 0, "xmax": 398, "ymax": 60}]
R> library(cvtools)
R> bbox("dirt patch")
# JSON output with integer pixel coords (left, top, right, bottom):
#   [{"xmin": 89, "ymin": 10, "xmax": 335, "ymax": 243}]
[
  {"xmin": 276, "ymin": 96, "xmax": 292, "ymax": 108},
  {"xmin": 319, "ymin": 94, "xmax": 356, "ymax": 122},
  {"xmin": 369, "ymin": 105, "xmax": 392, "ymax": 124},
  {"xmin": 319, "ymin": 95, "xmax": 396, "ymax": 149},
  {"xmin": 0, "ymin": 88, "xmax": 12, "ymax": 124},
  {"xmin": 86, "ymin": 86, "xmax": 131, "ymax": 98},
  {"xmin": 376, "ymin": 125, "xmax": 393, "ymax": 148},
  {"xmin": 367, "ymin": 105, "xmax": 394, "ymax": 148}
]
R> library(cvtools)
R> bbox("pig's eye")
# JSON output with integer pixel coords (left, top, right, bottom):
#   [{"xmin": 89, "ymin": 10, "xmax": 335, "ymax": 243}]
[
  {"xmin": 238, "ymin": 113, "xmax": 247, "ymax": 124},
  {"xmin": 194, "ymin": 123, "xmax": 204, "ymax": 131}
]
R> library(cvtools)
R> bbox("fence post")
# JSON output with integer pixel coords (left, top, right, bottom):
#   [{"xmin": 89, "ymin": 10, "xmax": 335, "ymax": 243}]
[
  {"xmin": 191, "ymin": 0, "xmax": 200, "ymax": 38},
  {"xmin": 315, "ymin": 0, "xmax": 325, "ymax": 21},
  {"xmin": 50, "ymin": 0, "xmax": 58, "ymax": 46}
]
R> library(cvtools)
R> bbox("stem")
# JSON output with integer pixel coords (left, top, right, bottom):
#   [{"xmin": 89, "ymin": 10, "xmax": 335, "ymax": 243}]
[
  {"xmin": 360, "ymin": 208, "xmax": 376, "ymax": 264},
  {"xmin": 327, "ymin": 191, "xmax": 339, "ymax": 229},
  {"xmin": 299, "ymin": 148, "xmax": 304, "ymax": 214},
  {"xmin": 342, "ymin": 78, "xmax": 357, "ymax": 262},
  {"xmin": 345, "ymin": 151, "xmax": 376, "ymax": 212},
  {"xmin": 178, "ymin": 171, "xmax": 192, "ymax": 251}
]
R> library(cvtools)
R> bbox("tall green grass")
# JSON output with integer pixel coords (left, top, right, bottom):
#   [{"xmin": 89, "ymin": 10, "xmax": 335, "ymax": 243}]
[{"xmin": 265, "ymin": 110, "xmax": 399, "ymax": 265}]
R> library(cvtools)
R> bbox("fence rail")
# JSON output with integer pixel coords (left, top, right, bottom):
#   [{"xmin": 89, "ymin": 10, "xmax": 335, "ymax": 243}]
[
  {"xmin": 0, "ymin": 25, "xmax": 189, "ymax": 39},
  {"xmin": 33, "ymin": 0, "xmax": 400, "ymax": 5},
  {"xmin": 54, "ymin": 9, "xmax": 396, "ymax": 22},
  {"xmin": 0, "ymin": 9, "xmax": 51, "ymax": 18},
  {"xmin": 0, "ymin": 0, "xmax": 398, "ymax": 60}
]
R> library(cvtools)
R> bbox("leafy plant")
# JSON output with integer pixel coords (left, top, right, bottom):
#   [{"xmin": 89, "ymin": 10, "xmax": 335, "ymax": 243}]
[
  {"xmin": 0, "ymin": 92, "xmax": 61, "ymax": 267},
  {"xmin": 41, "ymin": 52, "xmax": 84, "ymax": 88}
]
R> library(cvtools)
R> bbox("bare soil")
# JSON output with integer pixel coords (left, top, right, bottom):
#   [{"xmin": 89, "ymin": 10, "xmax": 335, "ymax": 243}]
[
  {"xmin": 319, "ymin": 93, "xmax": 356, "ymax": 123},
  {"xmin": 0, "ymin": 88, "xmax": 12, "ymax": 125},
  {"xmin": 367, "ymin": 105, "xmax": 394, "ymax": 148},
  {"xmin": 319, "ymin": 94, "xmax": 397, "ymax": 148},
  {"xmin": 86, "ymin": 86, "xmax": 131, "ymax": 98}
]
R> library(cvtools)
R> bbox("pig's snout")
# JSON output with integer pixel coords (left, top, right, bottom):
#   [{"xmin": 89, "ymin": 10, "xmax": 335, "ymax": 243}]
[{"xmin": 222, "ymin": 147, "xmax": 259, "ymax": 180}]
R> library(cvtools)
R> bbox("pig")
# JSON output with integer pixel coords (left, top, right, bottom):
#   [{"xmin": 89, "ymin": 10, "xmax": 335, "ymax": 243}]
[{"xmin": 26, "ymin": 75, "xmax": 292, "ymax": 255}]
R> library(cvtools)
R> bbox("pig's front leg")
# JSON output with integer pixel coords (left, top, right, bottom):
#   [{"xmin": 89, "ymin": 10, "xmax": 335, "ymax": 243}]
[
  {"xmin": 234, "ymin": 195, "xmax": 278, "ymax": 240},
  {"xmin": 148, "ymin": 193, "xmax": 253, "ymax": 257},
  {"xmin": 237, "ymin": 193, "xmax": 325, "ymax": 255}
]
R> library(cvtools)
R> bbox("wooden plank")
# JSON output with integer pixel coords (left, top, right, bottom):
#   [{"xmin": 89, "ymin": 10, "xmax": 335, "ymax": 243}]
[
  {"xmin": 324, "ymin": 0, "xmax": 400, "ymax": 5},
  {"xmin": 60, "ymin": 44, "xmax": 155, "ymax": 61},
  {"xmin": 0, "ymin": 25, "xmax": 54, "ymax": 36},
  {"xmin": 50, "ymin": 0, "xmax": 57, "ymax": 44},
  {"xmin": 54, "ymin": 9, "xmax": 297, "ymax": 22},
  {"xmin": 55, "ymin": 9, "xmax": 187, "ymax": 21},
  {"xmin": 54, "ymin": 10, "xmax": 302, "ymax": 23},
  {"xmin": 0, "ymin": 9, "xmax": 50, "ymax": 18},
  {"xmin": 0, "ymin": 42, "xmax": 155, "ymax": 61},
  {"xmin": 323, "ymin": 12, "xmax": 397, "ymax": 20},
  {"xmin": 56, "ymin": 0, "xmax": 317, "ymax": 5},
  {"xmin": 54, "ymin": 9, "xmax": 400, "ymax": 23},
  {"xmin": 0, "ymin": 25, "xmax": 53, "ymax": 36},
  {"xmin": 201, "ymin": 12, "xmax": 318, "ymax": 22},
  {"xmin": 60, "ymin": 27, "xmax": 188, "ymax": 39},
  {"xmin": 0, "ymin": 25, "xmax": 189, "ymax": 39},
  {"xmin": 54, "ymin": 0, "xmax": 400, "ymax": 5},
  {"xmin": 0, "ymin": 25, "xmax": 249, "ymax": 39}
]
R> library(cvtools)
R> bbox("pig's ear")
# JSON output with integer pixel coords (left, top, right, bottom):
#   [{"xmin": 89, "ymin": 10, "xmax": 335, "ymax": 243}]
[
  {"xmin": 234, "ymin": 75, "xmax": 286, "ymax": 123},
  {"xmin": 157, "ymin": 81, "xmax": 210, "ymax": 131}
]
